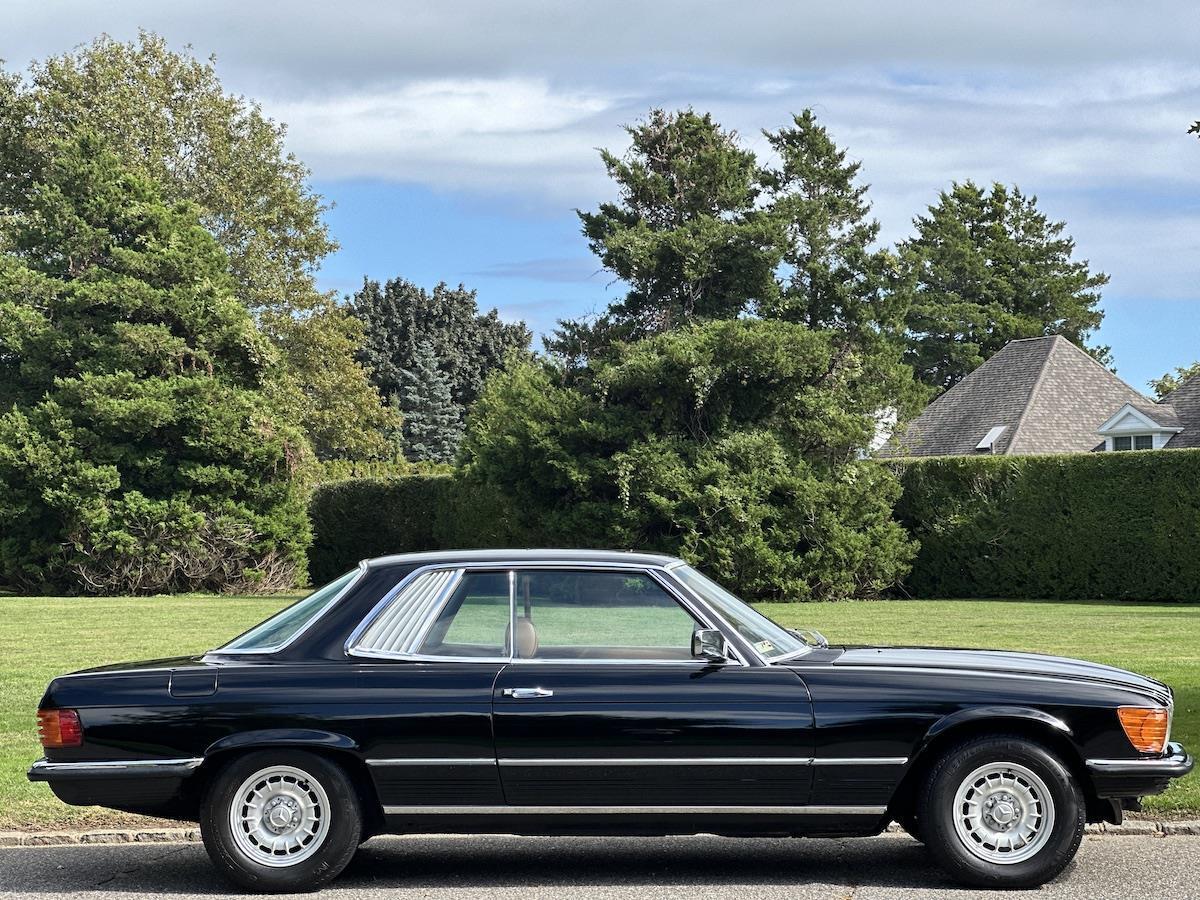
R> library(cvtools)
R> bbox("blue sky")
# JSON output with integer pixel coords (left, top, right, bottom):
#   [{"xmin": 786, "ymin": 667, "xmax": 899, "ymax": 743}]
[{"xmin": 5, "ymin": 1, "xmax": 1200, "ymax": 390}]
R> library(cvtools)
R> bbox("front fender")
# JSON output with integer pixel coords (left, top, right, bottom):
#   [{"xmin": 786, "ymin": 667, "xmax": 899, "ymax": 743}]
[{"xmin": 204, "ymin": 728, "xmax": 360, "ymax": 758}]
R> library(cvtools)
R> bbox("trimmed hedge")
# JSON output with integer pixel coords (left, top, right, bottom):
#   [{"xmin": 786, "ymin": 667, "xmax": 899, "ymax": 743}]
[
  {"xmin": 311, "ymin": 450, "xmax": 1200, "ymax": 601},
  {"xmin": 307, "ymin": 475, "xmax": 519, "ymax": 584},
  {"xmin": 893, "ymin": 450, "xmax": 1200, "ymax": 601}
]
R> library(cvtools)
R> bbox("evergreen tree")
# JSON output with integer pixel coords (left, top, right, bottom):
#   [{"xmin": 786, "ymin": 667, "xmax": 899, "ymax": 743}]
[
  {"xmin": 0, "ymin": 132, "xmax": 309, "ymax": 593},
  {"xmin": 0, "ymin": 32, "xmax": 395, "ymax": 459},
  {"xmin": 760, "ymin": 109, "xmax": 924, "ymax": 416},
  {"xmin": 394, "ymin": 342, "xmax": 465, "ymax": 464},
  {"xmin": 900, "ymin": 181, "xmax": 1109, "ymax": 392},
  {"xmin": 545, "ymin": 109, "xmax": 784, "ymax": 366},
  {"xmin": 350, "ymin": 277, "xmax": 530, "ymax": 420}
]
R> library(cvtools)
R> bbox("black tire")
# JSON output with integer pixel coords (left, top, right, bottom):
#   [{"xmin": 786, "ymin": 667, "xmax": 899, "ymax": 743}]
[
  {"xmin": 917, "ymin": 735, "xmax": 1084, "ymax": 889},
  {"xmin": 200, "ymin": 750, "xmax": 362, "ymax": 893}
]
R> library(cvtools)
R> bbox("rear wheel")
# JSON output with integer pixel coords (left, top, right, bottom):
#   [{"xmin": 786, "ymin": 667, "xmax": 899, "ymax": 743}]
[
  {"xmin": 200, "ymin": 750, "xmax": 362, "ymax": 893},
  {"xmin": 917, "ymin": 735, "xmax": 1084, "ymax": 889}
]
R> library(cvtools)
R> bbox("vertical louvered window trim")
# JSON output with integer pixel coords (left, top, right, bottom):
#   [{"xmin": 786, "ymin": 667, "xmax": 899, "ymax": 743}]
[{"xmin": 357, "ymin": 569, "xmax": 457, "ymax": 654}]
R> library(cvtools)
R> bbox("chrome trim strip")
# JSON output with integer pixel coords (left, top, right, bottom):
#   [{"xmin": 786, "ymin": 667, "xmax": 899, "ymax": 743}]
[
  {"xmin": 382, "ymin": 805, "xmax": 887, "ymax": 816},
  {"xmin": 364, "ymin": 757, "xmax": 906, "ymax": 768},
  {"xmin": 366, "ymin": 758, "xmax": 496, "ymax": 767},
  {"xmin": 29, "ymin": 757, "xmax": 203, "ymax": 775},
  {"xmin": 499, "ymin": 757, "xmax": 813, "ymax": 766}
]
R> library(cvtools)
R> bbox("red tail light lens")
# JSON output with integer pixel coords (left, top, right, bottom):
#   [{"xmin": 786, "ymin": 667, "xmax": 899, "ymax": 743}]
[{"xmin": 37, "ymin": 709, "xmax": 82, "ymax": 748}]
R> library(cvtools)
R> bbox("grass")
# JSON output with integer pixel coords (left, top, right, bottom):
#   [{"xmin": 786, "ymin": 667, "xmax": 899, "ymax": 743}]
[{"xmin": 0, "ymin": 594, "xmax": 1195, "ymax": 829}]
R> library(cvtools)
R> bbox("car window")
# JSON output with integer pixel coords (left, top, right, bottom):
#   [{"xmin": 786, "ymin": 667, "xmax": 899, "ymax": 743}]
[
  {"xmin": 354, "ymin": 568, "xmax": 461, "ymax": 655},
  {"xmin": 219, "ymin": 569, "xmax": 359, "ymax": 652},
  {"xmin": 672, "ymin": 565, "xmax": 807, "ymax": 661},
  {"xmin": 417, "ymin": 571, "xmax": 511, "ymax": 658},
  {"xmin": 510, "ymin": 570, "xmax": 702, "ymax": 661}
]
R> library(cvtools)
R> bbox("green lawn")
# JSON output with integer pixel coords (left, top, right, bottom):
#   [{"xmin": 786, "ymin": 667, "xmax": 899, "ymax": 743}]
[{"xmin": 0, "ymin": 594, "xmax": 1195, "ymax": 830}]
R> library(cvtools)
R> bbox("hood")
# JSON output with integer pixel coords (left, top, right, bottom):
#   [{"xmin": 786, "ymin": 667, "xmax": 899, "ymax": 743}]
[{"xmin": 834, "ymin": 646, "xmax": 1171, "ymax": 705}]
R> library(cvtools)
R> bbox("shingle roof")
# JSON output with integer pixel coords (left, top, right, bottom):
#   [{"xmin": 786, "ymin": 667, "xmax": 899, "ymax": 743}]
[
  {"xmin": 881, "ymin": 335, "xmax": 1153, "ymax": 457},
  {"xmin": 1162, "ymin": 375, "xmax": 1200, "ymax": 448}
]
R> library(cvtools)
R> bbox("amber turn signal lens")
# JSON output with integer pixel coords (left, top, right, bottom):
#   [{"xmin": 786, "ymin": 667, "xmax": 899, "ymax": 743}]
[
  {"xmin": 1117, "ymin": 706, "xmax": 1168, "ymax": 753},
  {"xmin": 37, "ymin": 709, "xmax": 82, "ymax": 749}
]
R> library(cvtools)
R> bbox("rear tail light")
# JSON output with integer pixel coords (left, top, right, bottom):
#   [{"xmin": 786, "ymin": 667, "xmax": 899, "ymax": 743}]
[
  {"xmin": 37, "ymin": 709, "xmax": 82, "ymax": 749},
  {"xmin": 1117, "ymin": 706, "xmax": 1168, "ymax": 754}
]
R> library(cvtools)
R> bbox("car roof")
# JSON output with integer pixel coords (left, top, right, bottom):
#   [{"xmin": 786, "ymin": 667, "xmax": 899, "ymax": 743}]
[{"xmin": 363, "ymin": 548, "xmax": 684, "ymax": 569}]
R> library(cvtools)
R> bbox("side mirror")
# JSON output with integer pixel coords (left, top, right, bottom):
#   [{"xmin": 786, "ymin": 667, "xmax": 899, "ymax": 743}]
[{"xmin": 692, "ymin": 628, "xmax": 729, "ymax": 663}]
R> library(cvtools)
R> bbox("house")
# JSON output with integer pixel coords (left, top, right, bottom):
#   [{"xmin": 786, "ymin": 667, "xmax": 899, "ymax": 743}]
[{"xmin": 880, "ymin": 335, "xmax": 1200, "ymax": 457}]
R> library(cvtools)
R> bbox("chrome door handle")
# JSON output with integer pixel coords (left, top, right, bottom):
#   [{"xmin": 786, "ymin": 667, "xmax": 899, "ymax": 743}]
[{"xmin": 502, "ymin": 687, "xmax": 554, "ymax": 699}]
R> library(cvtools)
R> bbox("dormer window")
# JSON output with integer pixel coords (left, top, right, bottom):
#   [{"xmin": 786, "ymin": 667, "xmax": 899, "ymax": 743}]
[{"xmin": 1112, "ymin": 435, "xmax": 1154, "ymax": 451}]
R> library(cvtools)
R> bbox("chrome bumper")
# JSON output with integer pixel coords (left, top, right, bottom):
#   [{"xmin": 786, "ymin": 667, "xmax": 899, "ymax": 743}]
[{"xmin": 27, "ymin": 757, "xmax": 203, "ymax": 781}]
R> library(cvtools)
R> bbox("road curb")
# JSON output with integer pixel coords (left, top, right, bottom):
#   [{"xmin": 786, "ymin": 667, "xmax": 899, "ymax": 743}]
[{"xmin": 3, "ymin": 821, "xmax": 1199, "ymax": 848}]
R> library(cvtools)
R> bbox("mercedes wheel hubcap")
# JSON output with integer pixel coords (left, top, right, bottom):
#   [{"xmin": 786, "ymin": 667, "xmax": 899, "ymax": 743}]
[
  {"xmin": 952, "ymin": 761, "xmax": 1055, "ymax": 864},
  {"xmin": 228, "ymin": 765, "xmax": 331, "ymax": 867}
]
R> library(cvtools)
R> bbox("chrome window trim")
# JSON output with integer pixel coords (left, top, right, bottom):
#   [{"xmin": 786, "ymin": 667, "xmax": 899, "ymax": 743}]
[
  {"xmin": 345, "ymin": 559, "xmax": 754, "ymax": 666},
  {"xmin": 381, "ymin": 804, "xmax": 887, "ymax": 816},
  {"xmin": 209, "ymin": 562, "xmax": 367, "ymax": 656}
]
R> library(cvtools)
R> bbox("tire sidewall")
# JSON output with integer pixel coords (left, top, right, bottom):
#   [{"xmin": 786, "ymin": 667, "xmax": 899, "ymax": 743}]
[
  {"xmin": 200, "ymin": 749, "xmax": 362, "ymax": 893},
  {"xmin": 921, "ymin": 736, "xmax": 1084, "ymax": 889}
]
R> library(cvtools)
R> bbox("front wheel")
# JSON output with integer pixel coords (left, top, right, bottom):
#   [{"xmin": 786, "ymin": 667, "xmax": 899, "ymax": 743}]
[
  {"xmin": 200, "ymin": 750, "xmax": 362, "ymax": 893},
  {"xmin": 917, "ymin": 735, "xmax": 1084, "ymax": 889}
]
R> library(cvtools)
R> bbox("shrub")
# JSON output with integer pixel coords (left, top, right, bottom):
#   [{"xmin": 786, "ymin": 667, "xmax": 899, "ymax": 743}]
[{"xmin": 893, "ymin": 450, "xmax": 1200, "ymax": 601}]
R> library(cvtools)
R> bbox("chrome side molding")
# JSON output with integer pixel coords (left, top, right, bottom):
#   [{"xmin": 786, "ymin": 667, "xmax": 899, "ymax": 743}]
[{"xmin": 382, "ymin": 804, "xmax": 888, "ymax": 816}]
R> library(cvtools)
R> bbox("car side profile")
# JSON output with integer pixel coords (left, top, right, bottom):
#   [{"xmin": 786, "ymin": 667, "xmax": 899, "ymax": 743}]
[{"xmin": 30, "ymin": 550, "xmax": 1192, "ymax": 892}]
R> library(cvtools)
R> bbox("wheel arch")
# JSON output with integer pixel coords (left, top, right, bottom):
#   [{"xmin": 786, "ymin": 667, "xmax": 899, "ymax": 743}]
[
  {"xmin": 188, "ymin": 730, "xmax": 382, "ymax": 832},
  {"xmin": 889, "ymin": 708, "xmax": 1113, "ymax": 825}
]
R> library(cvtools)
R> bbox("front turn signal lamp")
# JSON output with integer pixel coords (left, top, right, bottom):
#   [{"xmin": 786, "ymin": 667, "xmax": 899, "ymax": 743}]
[
  {"xmin": 1117, "ymin": 706, "xmax": 1169, "ymax": 754},
  {"xmin": 37, "ymin": 709, "xmax": 82, "ymax": 749}
]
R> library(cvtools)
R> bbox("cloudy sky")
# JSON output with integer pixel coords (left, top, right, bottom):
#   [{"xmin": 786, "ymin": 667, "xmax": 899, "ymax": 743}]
[{"xmin": 5, "ymin": 1, "xmax": 1199, "ymax": 390}]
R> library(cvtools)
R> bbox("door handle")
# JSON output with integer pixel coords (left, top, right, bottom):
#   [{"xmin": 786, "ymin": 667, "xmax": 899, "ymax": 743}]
[{"xmin": 502, "ymin": 687, "xmax": 554, "ymax": 699}]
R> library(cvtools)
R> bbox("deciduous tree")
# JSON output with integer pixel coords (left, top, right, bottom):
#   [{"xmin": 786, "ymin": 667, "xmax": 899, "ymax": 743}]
[{"xmin": 0, "ymin": 31, "xmax": 394, "ymax": 459}]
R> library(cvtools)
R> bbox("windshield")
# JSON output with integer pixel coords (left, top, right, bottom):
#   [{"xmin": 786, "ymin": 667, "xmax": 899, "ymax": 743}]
[
  {"xmin": 218, "ymin": 569, "xmax": 359, "ymax": 652},
  {"xmin": 672, "ymin": 565, "xmax": 808, "ymax": 661}
]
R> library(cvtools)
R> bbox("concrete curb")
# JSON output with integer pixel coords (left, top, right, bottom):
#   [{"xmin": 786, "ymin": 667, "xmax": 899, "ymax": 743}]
[{"xmin": 3, "ymin": 821, "xmax": 1199, "ymax": 848}]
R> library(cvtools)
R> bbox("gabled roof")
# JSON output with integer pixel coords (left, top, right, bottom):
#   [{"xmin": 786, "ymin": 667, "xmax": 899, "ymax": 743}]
[
  {"xmin": 1161, "ymin": 374, "xmax": 1200, "ymax": 449},
  {"xmin": 881, "ymin": 335, "xmax": 1151, "ymax": 457},
  {"xmin": 1097, "ymin": 402, "xmax": 1182, "ymax": 434}
]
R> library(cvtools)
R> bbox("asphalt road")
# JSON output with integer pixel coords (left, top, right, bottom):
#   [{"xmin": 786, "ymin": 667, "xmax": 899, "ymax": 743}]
[{"xmin": 2, "ymin": 833, "xmax": 1198, "ymax": 899}]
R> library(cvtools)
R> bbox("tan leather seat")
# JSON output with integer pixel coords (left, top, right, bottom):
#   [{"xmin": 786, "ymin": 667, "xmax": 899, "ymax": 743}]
[{"xmin": 507, "ymin": 617, "xmax": 539, "ymax": 658}]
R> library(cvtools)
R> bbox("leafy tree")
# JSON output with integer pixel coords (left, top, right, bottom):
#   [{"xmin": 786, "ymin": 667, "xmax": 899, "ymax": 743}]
[
  {"xmin": 0, "ymin": 31, "xmax": 394, "ymax": 459},
  {"xmin": 0, "ymin": 132, "xmax": 310, "ymax": 593},
  {"xmin": 350, "ymin": 277, "xmax": 530, "ymax": 419},
  {"xmin": 463, "ymin": 319, "xmax": 915, "ymax": 601},
  {"xmin": 394, "ymin": 342, "xmax": 465, "ymax": 464},
  {"xmin": 1151, "ymin": 361, "xmax": 1200, "ymax": 399},
  {"xmin": 546, "ymin": 109, "xmax": 783, "ymax": 365},
  {"xmin": 760, "ymin": 109, "xmax": 924, "ymax": 417},
  {"xmin": 900, "ymin": 181, "xmax": 1110, "ymax": 392}
]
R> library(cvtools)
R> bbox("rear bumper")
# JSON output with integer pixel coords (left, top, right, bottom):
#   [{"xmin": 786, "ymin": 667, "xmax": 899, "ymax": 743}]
[
  {"xmin": 28, "ymin": 757, "xmax": 203, "ymax": 781},
  {"xmin": 28, "ymin": 757, "xmax": 202, "ymax": 815},
  {"xmin": 1085, "ymin": 742, "xmax": 1194, "ymax": 798}
]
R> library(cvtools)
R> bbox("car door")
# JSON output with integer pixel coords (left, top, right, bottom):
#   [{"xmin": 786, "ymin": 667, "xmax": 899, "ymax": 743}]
[
  {"xmin": 350, "ymin": 568, "xmax": 511, "ymax": 809},
  {"xmin": 491, "ymin": 567, "xmax": 814, "ymax": 808}
]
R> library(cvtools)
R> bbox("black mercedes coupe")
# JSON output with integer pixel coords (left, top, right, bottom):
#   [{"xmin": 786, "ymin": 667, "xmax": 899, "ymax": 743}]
[{"xmin": 30, "ymin": 550, "xmax": 1192, "ymax": 892}]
